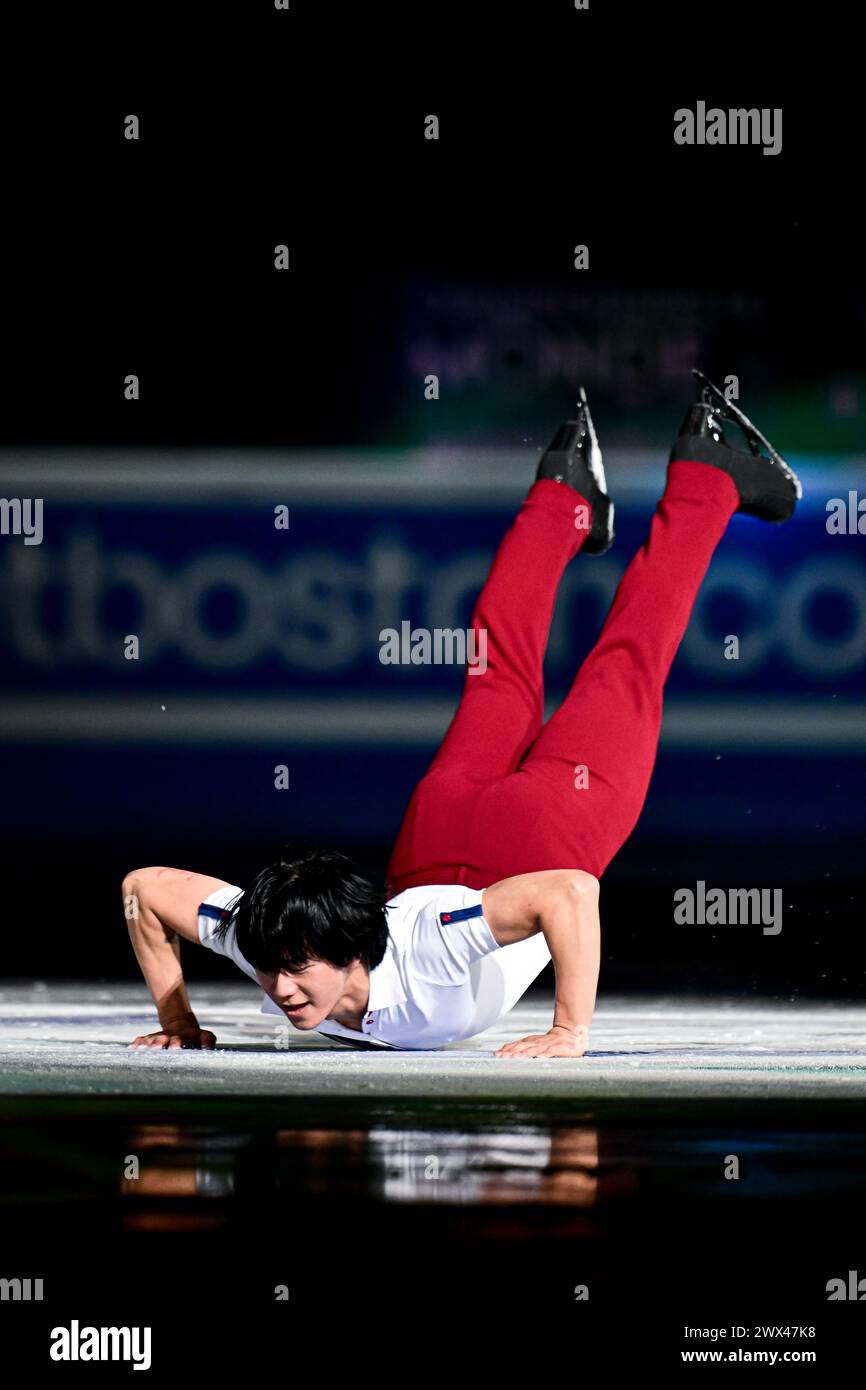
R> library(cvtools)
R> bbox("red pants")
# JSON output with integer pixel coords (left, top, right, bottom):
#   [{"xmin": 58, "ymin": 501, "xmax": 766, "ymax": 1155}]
[{"xmin": 386, "ymin": 460, "xmax": 739, "ymax": 894}]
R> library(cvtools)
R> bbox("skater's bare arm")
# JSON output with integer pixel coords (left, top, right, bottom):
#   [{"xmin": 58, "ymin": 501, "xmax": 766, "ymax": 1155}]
[
  {"xmin": 482, "ymin": 869, "xmax": 600, "ymax": 1057},
  {"xmin": 122, "ymin": 866, "xmax": 230, "ymax": 1049}
]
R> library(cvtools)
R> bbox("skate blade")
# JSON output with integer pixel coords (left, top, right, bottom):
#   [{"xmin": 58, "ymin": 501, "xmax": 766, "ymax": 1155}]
[{"xmin": 691, "ymin": 368, "xmax": 802, "ymax": 496}]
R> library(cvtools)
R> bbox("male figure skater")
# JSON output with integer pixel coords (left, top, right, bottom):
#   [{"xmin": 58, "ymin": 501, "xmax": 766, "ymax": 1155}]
[{"xmin": 124, "ymin": 372, "xmax": 801, "ymax": 1059}]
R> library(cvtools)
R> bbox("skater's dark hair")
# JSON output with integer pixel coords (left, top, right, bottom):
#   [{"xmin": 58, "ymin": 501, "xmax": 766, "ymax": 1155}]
[{"xmin": 215, "ymin": 844, "xmax": 389, "ymax": 974}]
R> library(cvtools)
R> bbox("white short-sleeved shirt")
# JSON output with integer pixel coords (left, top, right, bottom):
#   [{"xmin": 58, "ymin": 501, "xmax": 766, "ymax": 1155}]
[{"xmin": 196, "ymin": 881, "xmax": 513, "ymax": 1051}]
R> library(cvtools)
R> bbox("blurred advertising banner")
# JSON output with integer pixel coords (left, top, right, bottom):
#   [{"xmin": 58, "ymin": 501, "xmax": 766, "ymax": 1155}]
[
  {"xmin": 1, "ymin": 449, "xmax": 864, "ymax": 744},
  {"xmin": 1, "ymin": 449, "xmax": 863, "ymax": 846}
]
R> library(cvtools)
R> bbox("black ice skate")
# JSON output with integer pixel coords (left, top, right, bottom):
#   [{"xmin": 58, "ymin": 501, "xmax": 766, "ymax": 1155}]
[
  {"xmin": 536, "ymin": 386, "xmax": 615, "ymax": 554},
  {"xmin": 670, "ymin": 368, "xmax": 802, "ymax": 523}
]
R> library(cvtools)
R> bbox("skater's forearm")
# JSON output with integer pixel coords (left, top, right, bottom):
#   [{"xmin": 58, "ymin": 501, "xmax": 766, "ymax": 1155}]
[
  {"xmin": 483, "ymin": 869, "xmax": 601, "ymax": 1047},
  {"xmin": 122, "ymin": 867, "xmax": 229, "ymax": 1050},
  {"xmin": 482, "ymin": 870, "xmax": 601, "ymax": 1048},
  {"xmin": 124, "ymin": 891, "xmax": 198, "ymax": 1028},
  {"xmin": 543, "ymin": 880, "xmax": 601, "ymax": 1047}
]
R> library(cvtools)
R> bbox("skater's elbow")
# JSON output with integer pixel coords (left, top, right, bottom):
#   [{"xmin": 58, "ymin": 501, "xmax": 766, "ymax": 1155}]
[
  {"xmin": 560, "ymin": 870, "xmax": 600, "ymax": 904},
  {"xmin": 121, "ymin": 866, "xmax": 164, "ymax": 922}
]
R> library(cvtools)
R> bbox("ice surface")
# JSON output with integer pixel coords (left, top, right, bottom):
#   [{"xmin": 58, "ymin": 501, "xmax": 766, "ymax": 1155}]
[{"xmin": 1, "ymin": 982, "xmax": 865, "ymax": 1099}]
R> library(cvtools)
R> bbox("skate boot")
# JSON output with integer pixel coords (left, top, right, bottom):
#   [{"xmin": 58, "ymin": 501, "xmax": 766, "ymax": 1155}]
[
  {"xmin": 670, "ymin": 368, "xmax": 802, "ymax": 522},
  {"xmin": 536, "ymin": 386, "xmax": 615, "ymax": 554}
]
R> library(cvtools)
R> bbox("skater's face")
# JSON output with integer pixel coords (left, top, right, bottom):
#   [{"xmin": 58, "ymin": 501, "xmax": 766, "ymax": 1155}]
[{"xmin": 255, "ymin": 957, "xmax": 357, "ymax": 1029}]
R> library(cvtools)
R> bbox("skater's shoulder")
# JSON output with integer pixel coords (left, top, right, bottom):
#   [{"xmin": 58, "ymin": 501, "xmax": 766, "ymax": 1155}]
[
  {"xmin": 386, "ymin": 882, "xmax": 486, "ymax": 910},
  {"xmin": 384, "ymin": 882, "xmax": 487, "ymax": 939}
]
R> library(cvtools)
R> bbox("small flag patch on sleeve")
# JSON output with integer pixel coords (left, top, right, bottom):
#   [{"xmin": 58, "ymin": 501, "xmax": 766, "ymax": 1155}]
[
  {"xmin": 439, "ymin": 904, "xmax": 484, "ymax": 925},
  {"xmin": 199, "ymin": 903, "xmax": 229, "ymax": 922}
]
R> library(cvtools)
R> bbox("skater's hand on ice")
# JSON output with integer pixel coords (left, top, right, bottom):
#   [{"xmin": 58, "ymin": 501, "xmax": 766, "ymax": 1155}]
[
  {"xmin": 493, "ymin": 1025, "xmax": 587, "ymax": 1059},
  {"xmin": 129, "ymin": 1019, "xmax": 217, "ymax": 1050}
]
